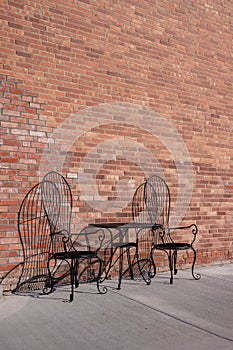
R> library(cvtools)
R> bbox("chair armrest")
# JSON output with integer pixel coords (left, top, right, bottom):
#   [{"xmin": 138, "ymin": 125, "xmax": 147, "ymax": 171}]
[
  {"xmin": 72, "ymin": 226, "xmax": 110, "ymax": 254},
  {"xmin": 168, "ymin": 223, "xmax": 198, "ymax": 245},
  {"xmin": 50, "ymin": 229, "xmax": 72, "ymax": 252}
]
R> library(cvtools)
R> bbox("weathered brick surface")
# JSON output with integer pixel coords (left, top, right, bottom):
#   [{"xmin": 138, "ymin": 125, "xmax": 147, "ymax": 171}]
[{"xmin": 0, "ymin": 0, "xmax": 233, "ymax": 288}]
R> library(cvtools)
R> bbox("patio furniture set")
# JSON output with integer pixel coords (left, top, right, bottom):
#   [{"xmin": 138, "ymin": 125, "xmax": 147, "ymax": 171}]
[{"xmin": 13, "ymin": 171, "xmax": 200, "ymax": 302}]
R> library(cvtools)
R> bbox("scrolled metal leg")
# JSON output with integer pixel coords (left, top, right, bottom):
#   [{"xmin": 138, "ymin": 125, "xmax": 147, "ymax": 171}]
[
  {"xmin": 149, "ymin": 246, "xmax": 156, "ymax": 278},
  {"xmin": 96, "ymin": 257, "xmax": 107, "ymax": 294},
  {"xmin": 43, "ymin": 257, "xmax": 55, "ymax": 295},
  {"xmin": 135, "ymin": 246, "xmax": 151, "ymax": 285},
  {"xmin": 43, "ymin": 275, "xmax": 53, "ymax": 295},
  {"xmin": 191, "ymin": 247, "xmax": 201, "ymax": 280}
]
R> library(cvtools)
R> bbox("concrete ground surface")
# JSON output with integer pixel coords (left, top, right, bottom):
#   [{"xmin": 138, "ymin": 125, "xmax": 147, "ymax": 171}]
[{"xmin": 0, "ymin": 263, "xmax": 233, "ymax": 350}]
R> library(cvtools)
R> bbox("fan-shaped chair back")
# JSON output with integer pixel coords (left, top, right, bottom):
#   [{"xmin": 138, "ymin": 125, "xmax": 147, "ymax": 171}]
[
  {"xmin": 15, "ymin": 182, "xmax": 51, "ymax": 292},
  {"xmin": 146, "ymin": 175, "xmax": 170, "ymax": 228},
  {"xmin": 132, "ymin": 181, "xmax": 158, "ymax": 225},
  {"xmin": 42, "ymin": 171, "xmax": 73, "ymax": 254}
]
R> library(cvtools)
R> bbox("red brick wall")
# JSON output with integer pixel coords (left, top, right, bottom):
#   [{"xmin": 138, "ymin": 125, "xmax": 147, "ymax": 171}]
[{"xmin": 1, "ymin": 0, "xmax": 233, "ymax": 288}]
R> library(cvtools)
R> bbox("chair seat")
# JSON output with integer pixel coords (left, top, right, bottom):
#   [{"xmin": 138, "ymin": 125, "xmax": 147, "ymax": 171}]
[
  {"xmin": 52, "ymin": 250, "xmax": 97, "ymax": 260},
  {"xmin": 154, "ymin": 242, "xmax": 191, "ymax": 251}
]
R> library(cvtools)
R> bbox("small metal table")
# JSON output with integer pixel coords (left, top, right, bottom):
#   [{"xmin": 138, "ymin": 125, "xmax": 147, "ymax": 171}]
[{"xmin": 88, "ymin": 222, "xmax": 162, "ymax": 289}]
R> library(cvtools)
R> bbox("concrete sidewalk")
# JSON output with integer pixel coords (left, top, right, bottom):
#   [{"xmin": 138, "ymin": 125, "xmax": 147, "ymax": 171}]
[{"xmin": 0, "ymin": 263, "xmax": 233, "ymax": 350}]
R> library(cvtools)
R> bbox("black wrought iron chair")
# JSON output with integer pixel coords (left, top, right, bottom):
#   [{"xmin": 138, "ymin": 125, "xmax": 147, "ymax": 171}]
[
  {"xmin": 42, "ymin": 171, "xmax": 106, "ymax": 302},
  {"xmin": 13, "ymin": 182, "xmax": 52, "ymax": 295},
  {"xmin": 147, "ymin": 175, "xmax": 201, "ymax": 284}
]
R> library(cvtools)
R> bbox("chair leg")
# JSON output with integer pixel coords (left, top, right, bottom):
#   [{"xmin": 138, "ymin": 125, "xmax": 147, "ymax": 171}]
[
  {"xmin": 149, "ymin": 246, "xmax": 156, "ymax": 278},
  {"xmin": 69, "ymin": 259, "xmax": 75, "ymax": 303},
  {"xmin": 43, "ymin": 257, "xmax": 55, "ymax": 295},
  {"xmin": 173, "ymin": 250, "xmax": 178, "ymax": 275},
  {"xmin": 96, "ymin": 258, "xmax": 102, "ymax": 293},
  {"xmin": 101, "ymin": 247, "xmax": 113, "ymax": 282},
  {"xmin": 74, "ymin": 259, "xmax": 79, "ymax": 289},
  {"xmin": 135, "ymin": 245, "xmax": 151, "ymax": 285},
  {"xmin": 191, "ymin": 247, "xmax": 201, "ymax": 280},
  {"xmin": 96, "ymin": 257, "xmax": 107, "ymax": 294},
  {"xmin": 117, "ymin": 247, "xmax": 123, "ymax": 290},
  {"xmin": 168, "ymin": 250, "xmax": 173, "ymax": 284},
  {"xmin": 126, "ymin": 248, "xmax": 134, "ymax": 280}
]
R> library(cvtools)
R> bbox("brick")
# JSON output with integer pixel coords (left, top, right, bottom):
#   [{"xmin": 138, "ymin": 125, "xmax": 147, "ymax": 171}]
[
  {"xmin": 11, "ymin": 129, "xmax": 28, "ymax": 136},
  {"xmin": 8, "ymin": 22, "xmax": 23, "ymax": 30},
  {"xmin": 10, "ymin": 88, "xmax": 23, "ymax": 95},
  {"xmin": 29, "ymin": 130, "xmax": 46, "ymax": 137},
  {"xmin": 29, "ymin": 102, "xmax": 41, "ymax": 109},
  {"xmin": 22, "ymin": 95, "xmax": 32, "ymax": 102},
  {"xmin": 16, "ymin": 51, "xmax": 32, "ymax": 58},
  {"xmin": 2, "ymin": 109, "xmax": 20, "ymax": 116}
]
